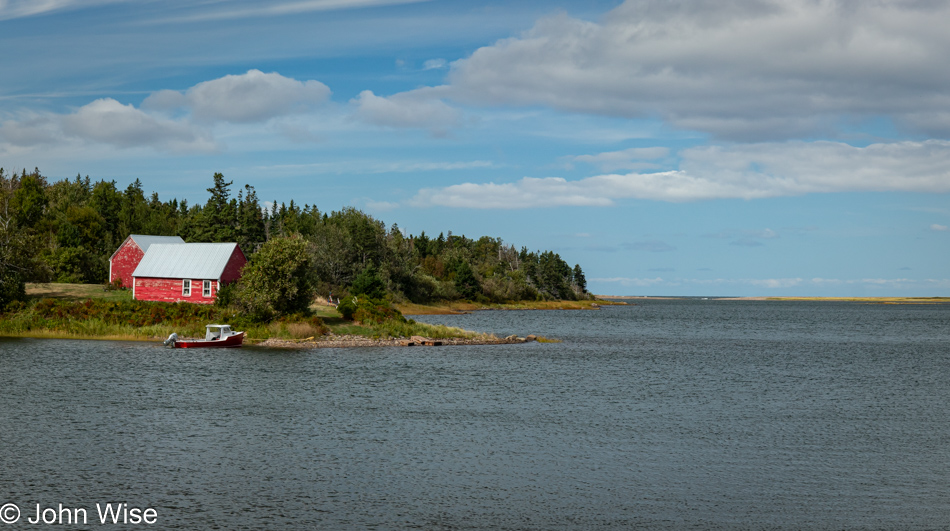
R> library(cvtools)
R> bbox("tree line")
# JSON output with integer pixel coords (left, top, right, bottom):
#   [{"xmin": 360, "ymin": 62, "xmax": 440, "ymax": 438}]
[{"xmin": 0, "ymin": 168, "xmax": 589, "ymax": 308}]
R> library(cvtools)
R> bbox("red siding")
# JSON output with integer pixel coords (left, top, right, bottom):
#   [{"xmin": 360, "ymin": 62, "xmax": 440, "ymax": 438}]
[
  {"xmin": 221, "ymin": 246, "xmax": 248, "ymax": 284},
  {"xmin": 134, "ymin": 277, "xmax": 219, "ymax": 304},
  {"xmin": 110, "ymin": 238, "xmax": 143, "ymax": 289}
]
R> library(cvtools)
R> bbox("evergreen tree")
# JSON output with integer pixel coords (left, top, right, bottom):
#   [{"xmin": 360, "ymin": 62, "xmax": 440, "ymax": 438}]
[
  {"xmin": 454, "ymin": 261, "xmax": 480, "ymax": 300},
  {"xmin": 193, "ymin": 173, "xmax": 235, "ymax": 242},
  {"xmin": 350, "ymin": 264, "xmax": 386, "ymax": 299},
  {"xmin": 11, "ymin": 171, "xmax": 47, "ymax": 230},
  {"xmin": 573, "ymin": 264, "xmax": 587, "ymax": 294},
  {"xmin": 236, "ymin": 185, "xmax": 266, "ymax": 255}
]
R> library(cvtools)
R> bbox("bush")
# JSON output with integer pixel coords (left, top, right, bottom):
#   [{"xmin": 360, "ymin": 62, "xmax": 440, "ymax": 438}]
[
  {"xmin": 337, "ymin": 296, "xmax": 406, "ymax": 325},
  {"xmin": 350, "ymin": 264, "xmax": 387, "ymax": 299},
  {"xmin": 234, "ymin": 236, "xmax": 315, "ymax": 317},
  {"xmin": 214, "ymin": 281, "xmax": 237, "ymax": 308}
]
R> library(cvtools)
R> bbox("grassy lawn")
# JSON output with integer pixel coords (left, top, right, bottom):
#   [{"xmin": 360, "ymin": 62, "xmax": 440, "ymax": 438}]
[{"xmin": 26, "ymin": 282, "xmax": 133, "ymax": 301}]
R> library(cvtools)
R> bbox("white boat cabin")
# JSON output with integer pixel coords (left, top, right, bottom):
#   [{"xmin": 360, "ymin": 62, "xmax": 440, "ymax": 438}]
[{"xmin": 206, "ymin": 324, "xmax": 237, "ymax": 340}]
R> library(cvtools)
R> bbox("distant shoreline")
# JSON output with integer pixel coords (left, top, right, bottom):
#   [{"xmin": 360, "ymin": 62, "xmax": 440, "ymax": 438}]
[{"xmin": 597, "ymin": 295, "xmax": 949, "ymax": 303}]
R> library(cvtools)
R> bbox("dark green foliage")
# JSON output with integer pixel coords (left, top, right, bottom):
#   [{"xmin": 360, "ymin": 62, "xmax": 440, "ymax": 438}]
[
  {"xmin": 0, "ymin": 266, "xmax": 26, "ymax": 307},
  {"xmin": 573, "ymin": 264, "xmax": 587, "ymax": 294},
  {"xmin": 0, "ymin": 168, "xmax": 588, "ymax": 306},
  {"xmin": 337, "ymin": 296, "xmax": 405, "ymax": 324},
  {"xmin": 336, "ymin": 296, "xmax": 357, "ymax": 320},
  {"xmin": 453, "ymin": 261, "xmax": 480, "ymax": 300},
  {"xmin": 350, "ymin": 264, "xmax": 386, "ymax": 299},
  {"xmin": 233, "ymin": 235, "xmax": 314, "ymax": 318},
  {"xmin": 11, "ymin": 171, "xmax": 47, "ymax": 229},
  {"xmin": 18, "ymin": 297, "xmax": 242, "ymax": 327},
  {"xmin": 235, "ymin": 185, "xmax": 266, "ymax": 256},
  {"xmin": 192, "ymin": 173, "xmax": 236, "ymax": 242},
  {"xmin": 214, "ymin": 281, "xmax": 238, "ymax": 308}
]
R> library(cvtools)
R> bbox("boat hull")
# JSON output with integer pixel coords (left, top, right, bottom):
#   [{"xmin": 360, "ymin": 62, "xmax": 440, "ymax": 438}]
[{"xmin": 174, "ymin": 331, "xmax": 245, "ymax": 348}]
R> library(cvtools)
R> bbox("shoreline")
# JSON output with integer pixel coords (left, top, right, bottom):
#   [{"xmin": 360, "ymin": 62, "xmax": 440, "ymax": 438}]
[
  {"xmin": 257, "ymin": 333, "xmax": 539, "ymax": 349},
  {"xmin": 395, "ymin": 299, "xmax": 620, "ymax": 315},
  {"xmin": 598, "ymin": 295, "xmax": 949, "ymax": 303}
]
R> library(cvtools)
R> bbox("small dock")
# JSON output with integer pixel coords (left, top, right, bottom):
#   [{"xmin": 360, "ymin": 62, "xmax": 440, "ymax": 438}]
[{"xmin": 400, "ymin": 336, "xmax": 443, "ymax": 346}]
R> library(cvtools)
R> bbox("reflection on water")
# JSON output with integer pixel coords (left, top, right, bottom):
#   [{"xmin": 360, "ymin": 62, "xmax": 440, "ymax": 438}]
[{"xmin": 1, "ymin": 300, "xmax": 949, "ymax": 529}]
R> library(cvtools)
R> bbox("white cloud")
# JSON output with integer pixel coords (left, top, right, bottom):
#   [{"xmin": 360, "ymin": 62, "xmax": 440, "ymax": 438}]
[
  {"xmin": 410, "ymin": 177, "xmax": 613, "ymax": 209},
  {"xmin": 351, "ymin": 89, "xmax": 461, "ymax": 135},
  {"xmin": 748, "ymin": 278, "xmax": 803, "ymax": 289},
  {"xmin": 408, "ymin": 140, "xmax": 950, "ymax": 207},
  {"xmin": 153, "ymin": 0, "xmax": 431, "ymax": 23},
  {"xmin": 0, "ymin": 112, "xmax": 62, "ymax": 146},
  {"xmin": 932, "ymin": 224, "xmax": 949, "ymax": 231},
  {"xmin": 423, "ymin": 58, "xmax": 447, "ymax": 70},
  {"xmin": 0, "ymin": 98, "xmax": 216, "ymax": 153},
  {"xmin": 0, "ymin": 0, "xmax": 123, "ymax": 21},
  {"xmin": 143, "ymin": 70, "xmax": 330, "ymax": 124},
  {"xmin": 252, "ymin": 159, "xmax": 492, "ymax": 175},
  {"xmin": 573, "ymin": 147, "xmax": 669, "ymax": 172},
  {"xmin": 445, "ymin": 0, "xmax": 950, "ymax": 140},
  {"xmin": 60, "ymin": 99, "xmax": 215, "ymax": 151}
]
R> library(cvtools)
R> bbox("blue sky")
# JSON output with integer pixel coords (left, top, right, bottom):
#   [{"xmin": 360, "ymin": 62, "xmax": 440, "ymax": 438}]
[{"xmin": 1, "ymin": 0, "xmax": 948, "ymax": 296}]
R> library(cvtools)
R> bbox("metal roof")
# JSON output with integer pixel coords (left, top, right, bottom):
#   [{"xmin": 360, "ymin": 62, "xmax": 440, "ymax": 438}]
[
  {"xmin": 132, "ymin": 243, "xmax": 240, "ymax": 280},
  {"xmin": 131, "ymin": 234, "xmax": 185, "ymax": 252},
  {"xmin": 109, "ymin": 234, "xmax": 185, "ymax": 260}
]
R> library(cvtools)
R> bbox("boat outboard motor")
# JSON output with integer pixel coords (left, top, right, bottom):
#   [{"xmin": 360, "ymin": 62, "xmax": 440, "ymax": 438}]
[{"xmin": 163, "ymin": 333, "xmax": 179, "ymax": 347}]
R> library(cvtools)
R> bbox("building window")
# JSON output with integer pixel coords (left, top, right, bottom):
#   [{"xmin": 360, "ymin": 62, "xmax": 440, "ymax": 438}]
[
  {"xmin": 182, "ymin": 279, "xmax": 191, "ymax": 297},
  {"xmin": 203, "ymin": 280, "xmax": 212, "ymax": 298}
]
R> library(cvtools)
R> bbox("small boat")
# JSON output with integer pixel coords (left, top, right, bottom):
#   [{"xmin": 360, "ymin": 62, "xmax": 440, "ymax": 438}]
[{"xmin": 163, "ymin": 324, "xmax": 245, "ymax": 348}]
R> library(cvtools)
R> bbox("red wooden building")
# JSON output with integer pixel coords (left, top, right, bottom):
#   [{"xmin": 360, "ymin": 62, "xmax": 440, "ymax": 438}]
[
  {"xmin": 109, "ymin": 235, "xmax": 185, "ymax": 288},
  {"xmin": 131, "ymin": 243, "xmax": 247, "ymax": 304}
]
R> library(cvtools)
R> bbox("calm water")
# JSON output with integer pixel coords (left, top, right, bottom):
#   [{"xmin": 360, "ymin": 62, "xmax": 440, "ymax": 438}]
[{"xmin": 1, "ymin": 299, "xmax": 949, "ymax": 529}]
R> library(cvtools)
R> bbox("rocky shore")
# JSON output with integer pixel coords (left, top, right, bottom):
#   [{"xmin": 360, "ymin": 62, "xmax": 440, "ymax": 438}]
[{"xmin": 257, "ymin": 333, "xmax": 538, "ymax": 349}]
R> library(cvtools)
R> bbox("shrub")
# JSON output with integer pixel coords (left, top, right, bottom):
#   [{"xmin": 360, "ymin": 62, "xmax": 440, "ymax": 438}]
[
  {"xmin": 234, "ymin": 236, "xmax": 315, "ymax": 317},
  {"xmin": 349, "ymin": 264, "xmax": 386, "ymax": 299},
  {"xmin": 337, "ymin": 296, "xmax": 406, "ymax": 325}
]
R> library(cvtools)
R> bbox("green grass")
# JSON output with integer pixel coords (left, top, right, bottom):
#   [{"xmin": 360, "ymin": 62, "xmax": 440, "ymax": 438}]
[
  {"xmin": 26, "ymin": 282, "xmax": 133, "ymax": 302},
  {"xmin": 6, "ymin": 284, "xmax": 488, "ymax": 342}
]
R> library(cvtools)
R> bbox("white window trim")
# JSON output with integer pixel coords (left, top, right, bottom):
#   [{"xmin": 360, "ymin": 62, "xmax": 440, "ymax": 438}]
[
  {"xmin": 203, "ymin": 280, "xmax": 212, "ymax": 298},
  {"xmin": 182, "ymin": 279, "xmax": 191, "ymax": 297}
]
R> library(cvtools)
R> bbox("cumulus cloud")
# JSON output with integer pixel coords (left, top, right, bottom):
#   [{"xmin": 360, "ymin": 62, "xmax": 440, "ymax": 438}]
[
  {"xmin": 932, "ymin": 224, "xmax": 949, "ymax": 231},
  {"xmin": 0, "ymin": 98, "xmax": 216, "ymax": 153},
  {"xmin": 0, "ymin": 113, "xmax": 62, "ymax": 146},
  {"xmin": 351, "ymin": 89, "xmax": 461, "ymax": 135},
  {"xmin": 60, "ymin": 99, "xmax": 215, "ymax": 151},
  {"xmin": 445, "ymin": 0, "xmax": 950, "ymax": 140},
  {"xmin": 573, "ymin": 147, "xmax": 669, "ymax": 172},
  {"xmin": 408, "ymin": 140, "xmax": 950, "ymax": 207},
  {"xmin": 143, "ymin": 70, "xmax": 330, "ymax": 123}
]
